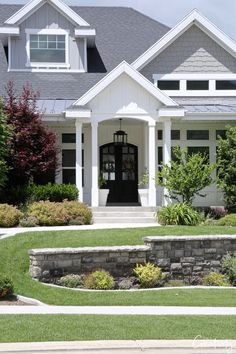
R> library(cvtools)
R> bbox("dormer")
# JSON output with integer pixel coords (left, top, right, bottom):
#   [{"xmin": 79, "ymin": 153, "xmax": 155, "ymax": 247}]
[{"xmin": 0, "ymin": 0, "xmax": 96, "ymax": 72}]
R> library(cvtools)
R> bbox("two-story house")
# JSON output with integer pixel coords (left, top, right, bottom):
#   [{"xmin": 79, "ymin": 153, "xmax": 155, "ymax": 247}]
[{"xmin": 0, "ymin": 0, "xmax": 236, "ymax": 207}]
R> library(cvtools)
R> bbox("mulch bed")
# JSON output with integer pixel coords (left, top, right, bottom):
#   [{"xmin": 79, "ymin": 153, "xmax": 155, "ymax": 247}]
[{"xmin": 0, "ymin": 295, "xmax": 32, "ymax": 306}]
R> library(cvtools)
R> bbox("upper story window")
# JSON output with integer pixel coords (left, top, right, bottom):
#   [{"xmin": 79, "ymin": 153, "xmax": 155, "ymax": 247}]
[
  {"xmin": 187, "ymin": 80, "xmax": 209, "ymax": 90},
  {"xmin": 25, "ymin": 29, "xmax": 69, "ymax": 69},
  {"xmin": 157, "ymin": 80, "xmax": 179, "ymax": 90},
  {"xmin": 216, "ymin": 80, "xmax": 236, "ymax": 90},
  {"xmin": 30, "ymin": 34, "xmax": 66, "ymax": 63}
]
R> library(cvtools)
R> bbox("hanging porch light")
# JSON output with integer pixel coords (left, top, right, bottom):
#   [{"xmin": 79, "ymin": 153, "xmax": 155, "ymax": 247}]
[{"xmin": 113, "ymin": 118, "xmax": 128, "ymax": 145}]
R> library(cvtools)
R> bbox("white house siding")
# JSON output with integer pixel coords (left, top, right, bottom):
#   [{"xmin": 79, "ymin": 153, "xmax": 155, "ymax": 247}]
[
  {"xmin": 10, "ymin": 2, "xmax": 86, "ymax": 70},
  {"xmin": 141, "ymin": 25, "xmax": 236, "ymax": 82}
]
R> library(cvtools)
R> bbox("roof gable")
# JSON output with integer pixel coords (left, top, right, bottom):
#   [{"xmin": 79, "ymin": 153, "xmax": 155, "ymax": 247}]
[
  {"xmin": 4, "ymin": 0, "xmax": 90, "ymax": 27},
  {"xmin": 133, "ymin": 9, "xmax": 236, "ymax": 71},
  {"xmin": 73, "ymin": 61, "xmax": 178, "ymax": 107}
]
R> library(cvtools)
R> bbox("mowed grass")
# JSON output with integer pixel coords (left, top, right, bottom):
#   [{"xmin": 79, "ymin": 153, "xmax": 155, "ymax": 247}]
[
  {"xmin": 0, "ymin": 315, "xmax": 236, "ymax": 342},
  {"xmin": 1, "ymin": 226, "xmax": 236, "ymax": 306}
]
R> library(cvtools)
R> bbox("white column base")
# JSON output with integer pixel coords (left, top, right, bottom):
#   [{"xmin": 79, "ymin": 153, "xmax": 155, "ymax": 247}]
[
  {"xmin": 91, "ymin": 188, "xmax": 99, "ymax": 207},
  {"xmin": 149, "ymin": 188, "xmax": 157, "ymax": 207}
]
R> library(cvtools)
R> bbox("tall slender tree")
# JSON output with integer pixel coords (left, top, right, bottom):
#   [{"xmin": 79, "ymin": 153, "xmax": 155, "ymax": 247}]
[
  {"xmin": 5, "ymin": 82, "xmax": 58, "ymax": 186},
  {"xmin": 0, "ymin": 99, "xmax": 12, "ymax": 189}
]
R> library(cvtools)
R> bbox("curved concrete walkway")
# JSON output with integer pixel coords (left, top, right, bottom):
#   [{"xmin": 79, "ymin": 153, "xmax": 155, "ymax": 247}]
[
  {"xmin": 1, "ymin": 305, "xmax": 236, "ymax": 315},
  {"xmin": 0, "ymin": 223, "xmax": 159, "ymax": 240}
]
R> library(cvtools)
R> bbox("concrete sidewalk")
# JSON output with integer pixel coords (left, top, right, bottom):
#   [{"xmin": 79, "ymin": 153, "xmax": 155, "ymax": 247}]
[
  {"xmin": 0, "ymin": 340, "xmax": 235, "ymax": 353},
  {"xmin": 1, "ymin": 305, "xmax": 236, "ymax": 315},
  {"xmin": 0, "ymin": 223, "xmax": 158, "ymax": 240}
]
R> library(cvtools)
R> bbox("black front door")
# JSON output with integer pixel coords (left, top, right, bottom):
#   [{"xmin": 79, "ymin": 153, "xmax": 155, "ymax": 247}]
[{"xmin": 100, "ymin": 143, "xmax": 138, "ymax": 204}]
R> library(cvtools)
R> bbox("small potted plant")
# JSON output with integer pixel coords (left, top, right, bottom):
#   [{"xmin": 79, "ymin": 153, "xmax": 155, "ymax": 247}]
[
  {"xmin": 98, "ymin": 173, "xmax": 109, "ymax": 206},
  {"xmin": 138, "ymin": 168, "xmax": 149, "ymax": 206}
]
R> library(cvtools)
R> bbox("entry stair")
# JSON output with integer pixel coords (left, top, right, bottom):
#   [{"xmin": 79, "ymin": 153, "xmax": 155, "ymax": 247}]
[{"xmin": 92, "ymin": 206, "xmax": 157, "ymax": 224}]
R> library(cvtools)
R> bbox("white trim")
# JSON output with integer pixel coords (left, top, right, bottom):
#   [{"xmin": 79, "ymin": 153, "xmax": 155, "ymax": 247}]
[
  {"xmin": 5, "ymin": 0, "xmax": 90, "ymax": 27},
  {"xmin": 84, "ymin": 38, "xmax": 88, "ymax": 72},
  {"xmin": 8, "ymin": 36, "xmax": 11, "ymax": 71},
  {"xmin": 25, "ymin": 28, "xmax": 69, "ymax": 35},
  {"xmin": 133, "ymin": 9, "xmax": 236, "ymax": 71},
  {"xmin": 161, "ymin": 90, "xmax": 236, "ymax": 97},
  {"xmin": 158, "ymin": 108, "xmax": 185, "ymax": 117},
  {"xmin": 74, "ymin": 61, "xmax": 178, "ymax": 107},
  {"xmin": 65, "ymin": 109, "xmax": 91, "ymax": 118},
  {"xmin": 8, "ymin": 68, "xmax": 85, "ymax": 73},
  {"xmin": 0, "ymin": 27, "xmax": 19, "ymax": 35},
  {"xmin": 25, "ymin": 28, "xmax": 70, "ymax": 69},
  {"xmin": 75, "ymin": 29, "xmax": 96, "ymax": 37},
  {"xmin": 153, "ymin": 73, "xmax": 236, "ymax": 80}
]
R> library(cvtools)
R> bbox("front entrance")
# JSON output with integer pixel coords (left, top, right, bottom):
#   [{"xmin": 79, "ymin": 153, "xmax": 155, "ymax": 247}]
[{"xmin": 100, "ymin": 143, "xmax": 138, "ymax": 204}]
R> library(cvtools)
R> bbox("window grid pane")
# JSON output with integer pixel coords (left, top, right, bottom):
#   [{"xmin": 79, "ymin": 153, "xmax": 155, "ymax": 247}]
[
  {"xmin": 187, "ymin": 130, "xmax": 209, "ymax": 140},
  {"xmin": 30, "ymin": 34, "xmax": 66, "ymax": 63}
]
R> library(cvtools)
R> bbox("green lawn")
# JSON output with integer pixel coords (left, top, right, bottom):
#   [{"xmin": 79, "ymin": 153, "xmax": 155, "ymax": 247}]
[
  {"xmin": 1, "ymin": 226, "xmax": 236, "ymax": 306},
  {"xmin": 0, "ymin": 315, "xmax": 236, "ymax": 342}
]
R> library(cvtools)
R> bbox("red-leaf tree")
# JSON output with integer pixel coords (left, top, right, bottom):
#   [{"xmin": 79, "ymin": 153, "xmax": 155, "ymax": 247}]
[{"xmin": 5, "ymin": 82, "xmax": 59, "ymax": 185}]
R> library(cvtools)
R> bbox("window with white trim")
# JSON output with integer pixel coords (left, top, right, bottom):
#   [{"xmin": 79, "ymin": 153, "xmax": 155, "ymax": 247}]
[{"xmin": 30, "ymin": 34, "xmax": 66, "ymax": 63}]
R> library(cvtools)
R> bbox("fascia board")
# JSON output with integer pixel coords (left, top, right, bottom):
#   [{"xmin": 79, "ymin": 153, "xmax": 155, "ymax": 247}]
[
  {"xmin": 0, "ymin": 27, "xmax": 20, "ymax": 35},
  {"xmin": 74, "ymin": 61, "xmax": 178, "ymax": 107},
  {"xmin": 5, "ymin": 0, "xmax": 90, "ymax": 27},
  {"xmin": 74, "ymin": 29, "xmax": 96, "ymax": 37}
]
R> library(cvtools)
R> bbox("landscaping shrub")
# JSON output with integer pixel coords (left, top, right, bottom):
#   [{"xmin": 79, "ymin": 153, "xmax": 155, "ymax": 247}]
[
  {"xmin": 0, "ymin": 276, "xmax": 14, "ymax": 298},
  {"xmin": 84, "ymin": 270, "xmax": 115, "ymax": 290},
  {"xmin": 133, "ymin": 262, "xmax": 163, "ymax": 288},
  {"xmin": 165, "ymin": 279, "xmax": 187, "ymax": 287},
  {"xmin": 19, "ymin": 216, "xmax": 38, "ymax": 228},
  {"xmin": 27, "ymin": 183, "xmax": 79, "ymax": 203},
  {"xmin": 58, "ymin": 274, "xmax": 81, "ymax": 288},
  {"xmin": 203, "ymin": 272, "xmax": 230, "ymax": 286},
  {"xmin": 217, "ymin": 214, "xmax": 236, "ymax": 226},
  {"xmin": 222, "ymin": 253, "xmax": 236, "ymax": 286},
  {"xmin": 28, "ymin": 201, "xmax": 70, "ymax": 226},
  {"xmin": 0, "ymin": 204, "xmax": 23, "ymax": 227},
  {"xmin": 63, "ymin": 201, "xmax": 92, "ymax": 225},
  {"xmin": 157, "ymin": 203, "xmax": 202, "ymax": 226}
]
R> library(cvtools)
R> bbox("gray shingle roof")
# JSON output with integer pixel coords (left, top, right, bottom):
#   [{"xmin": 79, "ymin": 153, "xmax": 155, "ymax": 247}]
[
  {"xmin": 174, "ymin": 97, "xmax": 236, "ymax": 114},
  {"xmin": 0, "ymin": 5, "xmax": 169, "ymax": 100}
]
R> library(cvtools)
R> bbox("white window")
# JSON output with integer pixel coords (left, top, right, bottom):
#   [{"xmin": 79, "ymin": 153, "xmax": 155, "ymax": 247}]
[
  {"xmin": 25, "ymin": 29, "xmax": 69, "ymax": 68},
  {"xmin": 30, "ymin": 34, "xmax": 65, "ymax": 63}
]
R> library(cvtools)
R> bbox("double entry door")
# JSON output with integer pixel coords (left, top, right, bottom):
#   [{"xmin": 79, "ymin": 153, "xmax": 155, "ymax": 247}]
[{"xmin": 100, "ymin": 143, "xmax": 138, "ymax": 204}]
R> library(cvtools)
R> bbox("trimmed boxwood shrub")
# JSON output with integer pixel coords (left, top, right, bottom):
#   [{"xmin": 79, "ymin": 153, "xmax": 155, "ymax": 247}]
[
  {"xmin": 0, "ymin": 276, "xmax": 14, "ymax": 298},
  {"xmin": 217, "ymin": 214, "xmax": 236, "ymax": 226},
  {"xmin": 84, "ymin": 270, "xmax": 115, "ymax": 290},
  {"xmin": 58, "ymin": 274, "xmax": 82, "ymax": 288},
  {"xmin": 28, "ymin": 201, "xmax": 70, "ymax": 226},
  {"xmin": 133, "ymin": 262, "xmax": 163, "ymax": 288},
  {"xmin": 157, "ymin": 203, "xmax": 202, "ymax": 226},
  {"xmin": 203, "ymin": 272, "xmax": 230, "ymax": 286},
  {"xmin": 27, "ymin": 183, "xmax": 79, "ymax": 202},
  {"xmin": 0, "ymin": 204, "xmax": 23, "ymax": 227},
  {"xmin": 63, "ymin": 201, "xmax": 92, "ymax": 225}
]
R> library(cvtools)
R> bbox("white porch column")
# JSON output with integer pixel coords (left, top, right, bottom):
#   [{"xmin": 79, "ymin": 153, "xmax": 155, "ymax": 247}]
[
  {"xmin": 148, "ymin": 121, "xmax": 156, "ymax": 206},
  {"xmin": 163, "ymin": 119, "xmax": 172, "ymax": 206},
  {"xmin": 75, "ymin": 119, "xmax": 83, "ymax": 202},
  {"xmin": 91, "ymin": 121, "xmax": 99, "ymax": 207}
]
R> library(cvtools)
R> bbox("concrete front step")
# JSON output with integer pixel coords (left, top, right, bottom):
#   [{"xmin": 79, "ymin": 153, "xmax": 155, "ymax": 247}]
[
  {"xmin": 93, "ymin": 217, "xmax": 156, "ymax": 224},
  {"xmin": 92, "ymin": 207, "xmax": 157, "ymax": 224}
]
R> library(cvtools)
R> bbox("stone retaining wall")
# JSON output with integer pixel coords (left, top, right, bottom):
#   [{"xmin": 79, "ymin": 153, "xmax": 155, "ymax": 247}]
[{"xmin": 29, "ymin": 235, "xmax": 236, "ymax": 281}]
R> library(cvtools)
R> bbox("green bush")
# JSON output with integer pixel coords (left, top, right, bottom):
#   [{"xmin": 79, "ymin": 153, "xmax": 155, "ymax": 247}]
[
  {"xmin": 203, "ymin": 272, "xmax": 230, "ymax": 286},
  {"xmin": 0, "ymin": 204, "xmax": 23, "ymax": 227},
  {"xmin": 133, "ymin": 262, "xmax": 163, "ymax": 288},
  {"xmin": 0, "ymin": 276, "xmax": 14, "ymax": 298},
  {"xmin": 165, "ymin": 279, "xmax": 187, "ymax": 287},
  {"xmin": 28, "ymin": 201, "xmax": 70, "ymax": 226},
  {"xmin": 222, "ymin": 253, "xmax": 236, "ymax": 286},
  {"xmin": 19, "ymin": 216, "xmax": 38, "ymax": 227},
  {"xmin": 217, "ymin": 214, "xmax": 236, "ymax": 226},
  {"xmin": 63, "ymin": 201, "xmax": 92, "ymax": 225},
  {"xmin": 27, "ymin": 183, "xmax": 79, "ymax": 203},
  {"xmin": 84, "ymin": 270, "xmax": 115, "ymax": 290},
  {"xmin": 58, "ymin": 274, "xmax": 81, "ymax": 288},
  {"xmin": 157, "ymin": 203, "xmax": 202, "ymax": 226}
]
